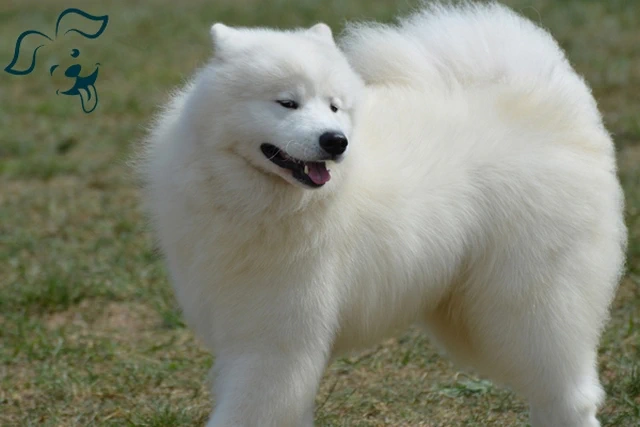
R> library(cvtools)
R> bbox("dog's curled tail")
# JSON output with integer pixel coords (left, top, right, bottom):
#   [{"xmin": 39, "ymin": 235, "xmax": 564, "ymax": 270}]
[
  {"xmin": 340, "ymin": 2, "xmax": 605, "ymax": 131},
  {"xmin": 341, "ymin": 2, "xmax": 574, "ymax": 90}
]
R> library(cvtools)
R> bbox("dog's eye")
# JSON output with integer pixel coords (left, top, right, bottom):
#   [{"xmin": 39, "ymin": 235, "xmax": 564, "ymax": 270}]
[
  {"xmin": 276, "ymin": 100, "xmax": 299, "ymax": 110},
  {"xmin": 330, "ymin": 104, "xmax": 338, "ymax": 113}
]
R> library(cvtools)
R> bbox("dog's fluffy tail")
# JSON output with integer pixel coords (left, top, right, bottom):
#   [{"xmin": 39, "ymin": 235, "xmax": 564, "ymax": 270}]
[
  {"xmin": 340, "ymin": 1, "xmax": 604, "ymax": 130},
  {"xmin": 340, "ymin": 2, "xmax": 572, "ymax": 89}
]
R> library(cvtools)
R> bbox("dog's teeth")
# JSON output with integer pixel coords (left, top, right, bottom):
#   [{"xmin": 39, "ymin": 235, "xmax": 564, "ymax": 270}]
[{"xmin": 304, "ymin": 165, "xmax": 309, "ymax": 175}]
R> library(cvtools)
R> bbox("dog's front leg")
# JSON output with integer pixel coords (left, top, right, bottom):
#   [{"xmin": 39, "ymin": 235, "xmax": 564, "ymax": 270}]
[{"xmin": 204, "ymin": 282, "xmax": 337, "ymax": 427}]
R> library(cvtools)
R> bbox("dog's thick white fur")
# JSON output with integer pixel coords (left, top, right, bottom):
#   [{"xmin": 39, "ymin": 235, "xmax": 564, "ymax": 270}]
[{"xmin": 139, "ymin": 2, "xmax": 627, "ymax": 426}]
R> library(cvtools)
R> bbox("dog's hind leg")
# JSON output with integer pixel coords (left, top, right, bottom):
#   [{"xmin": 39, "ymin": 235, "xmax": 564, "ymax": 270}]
[
  {"xmin": 516, "ymin": 306, "xmax": 605, "ymax": 427},
  {"xmin": 426, "ymin": 283, "xmax": 604, "ymax": 427},
  {"xmin": 463, "ymin": 242, "xmax": 621, "ymax": 427}
]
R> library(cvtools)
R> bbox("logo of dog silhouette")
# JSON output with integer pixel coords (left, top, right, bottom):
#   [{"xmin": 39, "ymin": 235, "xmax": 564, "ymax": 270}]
[{"xmin": 5, "ymin": 8, "xmax": 108, "ymax": 113}]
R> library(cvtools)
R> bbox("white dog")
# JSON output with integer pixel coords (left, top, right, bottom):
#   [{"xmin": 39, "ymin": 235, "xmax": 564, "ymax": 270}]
[{"xmin": 138, "ymin": 2, "xmax": 627, "ymax": 426}]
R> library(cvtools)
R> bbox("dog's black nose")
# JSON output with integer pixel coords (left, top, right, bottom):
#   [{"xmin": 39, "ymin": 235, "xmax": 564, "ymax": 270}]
[
  {"xmin": 65, "ymin": 64, "xmax": 81, "ymax": 78},
  {"xmin": 319, "ymin": 131, "xmax": 348, "ymax": 156}
]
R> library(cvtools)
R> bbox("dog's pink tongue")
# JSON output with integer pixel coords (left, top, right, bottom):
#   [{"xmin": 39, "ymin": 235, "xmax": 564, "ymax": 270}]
[{"xmin": 307, "ymin": 162, "xmax": 331, "ymax": 185}]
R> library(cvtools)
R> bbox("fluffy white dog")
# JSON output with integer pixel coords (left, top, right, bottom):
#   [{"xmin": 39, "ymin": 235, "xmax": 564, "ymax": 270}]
[{"xmin": 138, "ymin": 2, "xmax": 627, "ymax": 426}]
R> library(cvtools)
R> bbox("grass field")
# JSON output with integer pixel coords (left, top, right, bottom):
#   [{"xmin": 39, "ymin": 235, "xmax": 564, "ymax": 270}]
[{"xmin": 1, "ymin": 0, "xmax": 639, "ymax": 425}]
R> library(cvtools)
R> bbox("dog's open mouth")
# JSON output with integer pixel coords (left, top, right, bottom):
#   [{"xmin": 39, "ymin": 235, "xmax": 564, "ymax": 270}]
[{"xmin": 260, "ymin": 143, "xmax": 330, "ymax": 188}]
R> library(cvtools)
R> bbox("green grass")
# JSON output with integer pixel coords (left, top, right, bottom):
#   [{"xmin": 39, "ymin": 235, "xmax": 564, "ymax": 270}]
[{"xmin": 1, "ymin": 0, "xmax": 639, "ymax": 425}]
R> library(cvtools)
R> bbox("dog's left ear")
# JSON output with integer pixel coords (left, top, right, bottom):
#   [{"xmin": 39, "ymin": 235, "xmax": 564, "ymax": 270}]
[
  {"xmin": 308, "ymin": 23, "xmax": 334, "ymax": 45},
  {"xmin": 55, "ymin": 8, "xmax": 108, "ymax": 39}
]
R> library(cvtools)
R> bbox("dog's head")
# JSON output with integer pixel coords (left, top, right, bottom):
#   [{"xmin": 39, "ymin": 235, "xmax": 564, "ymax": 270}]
[
  {"xmin": 5, "ymin": 8, "xmax": 108, "ymax": 113},
  {"xmin": 191, "ymin": 23, "xmax": 365, "ymax": 190}
]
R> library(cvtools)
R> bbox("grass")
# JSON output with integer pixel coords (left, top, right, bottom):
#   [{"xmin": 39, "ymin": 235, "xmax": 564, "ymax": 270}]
[{"xmin": 1, "ymin": 0, "xmax": 639, "ymax": 425}]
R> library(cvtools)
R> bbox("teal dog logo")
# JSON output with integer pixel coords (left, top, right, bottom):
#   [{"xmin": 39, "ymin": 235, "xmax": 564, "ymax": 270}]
[{"xmin": 5, "ymin": 8, "xmax": 108, "ymax": 113}]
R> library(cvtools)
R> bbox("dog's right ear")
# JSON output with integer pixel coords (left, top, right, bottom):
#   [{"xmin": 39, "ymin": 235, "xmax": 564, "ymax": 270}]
[
  {"xmin": 5, "ymin": 30, "xmax": 53, "ymax": 75},
  {"xmin": 210, "ymin": 23, "xmax": 237, "ymax": 58}
]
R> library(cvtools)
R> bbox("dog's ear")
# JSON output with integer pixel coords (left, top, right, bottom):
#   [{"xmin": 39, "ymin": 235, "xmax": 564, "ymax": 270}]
[
  {"xmin": 210, "ymin": 23, "xmax": 239, "ymax": 58},
  {"xmin": 4, "ymin": 30, "xmax": 53, "ymax": 76},
  {"xmin": 210, "ymin": 23, "xmax": 237, "ymax": 51},
  {"xmin": 55, "ymin": 8, "xmax": 108, "ymax": 39},
  {"xmin": 308, "ymin": 23, "xmax": 334, "ymax": 45}
]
